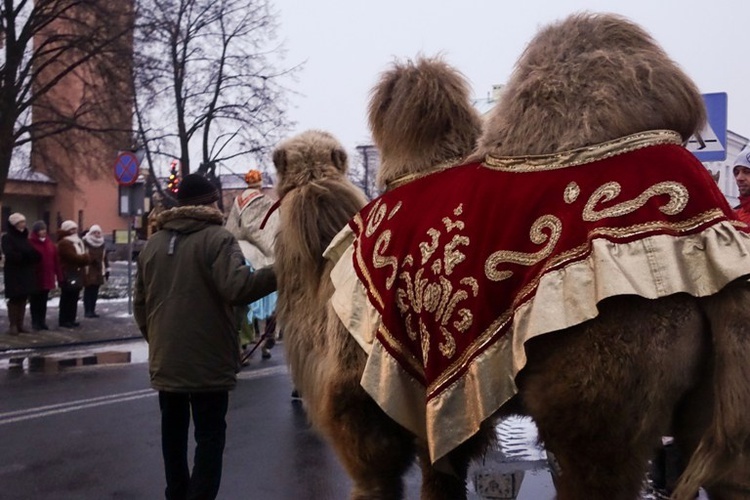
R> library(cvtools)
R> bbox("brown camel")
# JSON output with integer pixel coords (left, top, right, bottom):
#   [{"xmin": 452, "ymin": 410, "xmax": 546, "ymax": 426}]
[{"xmin": 274, "ymin": 17, "xmax": 750, "ymax": 500}]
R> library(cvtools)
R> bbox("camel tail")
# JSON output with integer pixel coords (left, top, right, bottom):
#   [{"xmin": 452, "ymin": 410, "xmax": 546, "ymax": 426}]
[{"xmin": 671, "ymin": 281, "xmax": 750, "ymax": 500}]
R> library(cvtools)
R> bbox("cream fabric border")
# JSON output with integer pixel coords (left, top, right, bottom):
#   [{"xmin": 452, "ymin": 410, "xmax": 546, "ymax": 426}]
[
  {"xmin": 511, "ymin": 221, "xmax": 750, "ymax": 373},
  {"xmin": 328, "ymin": 218, "xmax": 750, "ymax": 466},
  {"xmin": 326, "ymin": 226, "xmax": 380, "ymax": 354}
]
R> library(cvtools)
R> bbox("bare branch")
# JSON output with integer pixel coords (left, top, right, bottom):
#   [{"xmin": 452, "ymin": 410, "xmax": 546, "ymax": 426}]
[{"xmin": 133, "ymin": 0, "xmax": 298, "ymax": 182}]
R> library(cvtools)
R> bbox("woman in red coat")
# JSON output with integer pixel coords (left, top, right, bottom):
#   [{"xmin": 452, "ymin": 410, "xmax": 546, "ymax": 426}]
[{"xmin": 28, "ymin": 221, "xmax": 63, "ymax": 331}]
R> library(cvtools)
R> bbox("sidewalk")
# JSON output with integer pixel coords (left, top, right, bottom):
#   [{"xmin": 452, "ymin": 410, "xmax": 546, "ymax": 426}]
[{"xmin": 0, "ymin": 297, "xmax": 141, "ymax": 360}]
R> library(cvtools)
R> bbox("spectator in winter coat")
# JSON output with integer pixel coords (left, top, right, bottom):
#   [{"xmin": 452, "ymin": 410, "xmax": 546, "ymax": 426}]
[
  {"xmin": 1, "ymin": 213, "xmax": 40, "ymax": 335},
  {"xmin": 28, "ymin": 221, "xmax": 63, "ymax": 331},
  {"xmin": 82, "ymin": 224, "xmax": 110, "ymax": 318},
  {"xmin": 134, "ymin": 174, "xmax": 277, "ymax": 500},
  {"xmin": 56, "ymin": 220, "xmax": 91, "ymax": 328},
  {"xmin": 733, "ymin": 148, "xmax": 750, "ymax": 225}
]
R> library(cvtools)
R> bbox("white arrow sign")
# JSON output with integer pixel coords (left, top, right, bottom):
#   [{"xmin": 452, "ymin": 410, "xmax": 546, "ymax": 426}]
[
  {"xmin": 685, "ymin": 92, "xmax": 728, "ymax": 162},
  {"xmin": 686, "ymin": 123, "xmax": 724, "ymax": 154}
]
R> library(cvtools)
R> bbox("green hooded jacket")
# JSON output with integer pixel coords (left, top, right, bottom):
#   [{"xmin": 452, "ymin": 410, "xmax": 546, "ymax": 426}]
[{"xmin": 134, "ymin": 205, "xmax": 277, "ymax": 392}]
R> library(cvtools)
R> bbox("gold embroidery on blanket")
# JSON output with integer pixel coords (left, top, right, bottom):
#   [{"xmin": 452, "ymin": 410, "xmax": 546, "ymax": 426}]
[
  {"xmin": 373, "ymin": 230, "xmax": 398, "ymax": 290},
  {"xmin": 443, "ymin": 204, "xmax": 465, "ymax": 233},
  {"xmin": 509, "ymin": 209, "xmax": 727, "ymax": 311},
  {"xmin": 424, "ymin": 281, "xmax": 442, "ymax": 313},
  {"xmin": 352, "ymin": 214, "xmax": 385, "ymax": 309},
  {"xmin": 420, "ymin": 321, "xmax": 430, "ymax": 366},
  {"xmin": 420, "ymin": 229, "xmax": 440, "ymax": 264},
  {"xmin": 431, "ymin": 259, "xmax": 442, "ymax": 274},
  {"xmin": 583, "ymin": 181, "xmax": 689, "ymax": 222},
  {"xmin": 445, "ymin": 236, "xmax": 469, "ymax": 276},
  {"xmin": 381, "ymin": 203, "xmax": 478, "ymax": 362},
  {"xmin": 483, "ymin": 130, "xmax": 682, "ymax": 172},
  {"xmin": 564, "ymin": 182, "xmax": 580, "ymax": 204},
  {"xmin": 438, "ymin": 326, "xmax": 456, "ymax": 358},
  {"xmin": 366, "ymin": 199, "xmax": 386, "ymax": 237},
  {"xmin": 485, "ymin": 215, "xmax": 563, "ymax": 282},
  {"xmin": 388, "ymin": 201, "xmax": 402, "ymax": 220},
  {"xmin": 443, "ymin": 204, "xmax": 468, "ymax": 276}
]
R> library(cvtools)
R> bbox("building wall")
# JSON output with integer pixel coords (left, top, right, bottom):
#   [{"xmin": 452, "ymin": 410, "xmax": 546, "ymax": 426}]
[{"xmin": 29, "ymin": 0, "xmax": 135, "ymax": 236}]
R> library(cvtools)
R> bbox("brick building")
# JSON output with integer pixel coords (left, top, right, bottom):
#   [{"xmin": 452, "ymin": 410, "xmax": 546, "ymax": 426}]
[{"xmin": 2, "ymin": 1, "xmax": 135, "ymax": 237}]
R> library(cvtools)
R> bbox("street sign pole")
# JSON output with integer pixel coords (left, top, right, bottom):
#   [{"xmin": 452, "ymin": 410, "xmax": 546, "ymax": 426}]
[
  {"xmin": 113, "ymin": 151, "xmax": 140, "ymax": 316},
  {"xmin": 128, "ymin": 214, "xmax": 135, "ymax": 314}
]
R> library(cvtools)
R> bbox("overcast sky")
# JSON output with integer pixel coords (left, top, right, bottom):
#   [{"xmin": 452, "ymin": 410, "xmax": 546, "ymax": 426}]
[{"xmin": 271, "ymin": 0, "xmax": 750, "ymax": 157}]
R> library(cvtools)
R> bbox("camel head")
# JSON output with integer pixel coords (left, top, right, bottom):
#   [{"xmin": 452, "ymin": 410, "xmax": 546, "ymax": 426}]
[
  {"xmin": 476, "ymin": 12, "xmax": 706, "ymax": 157},
  {"xmin": 272, "ymin": 129, "xmax": 349, "ymax": 199},
  {"xmin": 368, "ymin": 56, "xmax": 482, "ymax": 190}
]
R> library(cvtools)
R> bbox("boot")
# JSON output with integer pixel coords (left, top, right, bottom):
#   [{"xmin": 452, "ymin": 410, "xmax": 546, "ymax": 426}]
[
  {"xmin": 6, "ymin": 303, "xmax": 19, "ymax": 336},
  {"xmin": 16, "ymin": 302, "xmax": 28, "ymax": 333}
]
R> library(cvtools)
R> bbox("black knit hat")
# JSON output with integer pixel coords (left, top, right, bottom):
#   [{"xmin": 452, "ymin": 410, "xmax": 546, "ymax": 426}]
[
  {"xmin": 176, "ymin": 174, "xmax": 220, "ymax": 206},
  {"xmin": 31, "ymin": 220, "xmax": 47, "ymax": 234}
]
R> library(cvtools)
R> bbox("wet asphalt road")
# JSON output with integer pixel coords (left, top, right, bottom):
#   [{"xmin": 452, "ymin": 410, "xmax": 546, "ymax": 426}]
[
  {"xmin": 0, "ymin": 342, "xmax": 558, "ymax": 500},
  {"xmin": 0, "ymin": 352, "xmax": 368, "ymax": 499}
]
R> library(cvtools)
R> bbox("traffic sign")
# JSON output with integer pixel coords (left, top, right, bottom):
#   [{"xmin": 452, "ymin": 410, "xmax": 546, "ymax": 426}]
[
  {"xmin": 686, "ymin": 92, "xmax": 727, "ymax": 162},
  {"xmin": 113, "ymin": 151, "xmax": 140, "ymax": 186}
]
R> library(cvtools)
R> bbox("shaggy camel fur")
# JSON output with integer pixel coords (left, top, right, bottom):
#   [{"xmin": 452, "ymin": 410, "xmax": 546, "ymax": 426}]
[
  {"xmin": 274, "ymin": 59, "xmax": 491, "ymax": 500},
  {"xmin": 472, "ymin": 13, "xmax": 750, "ymax": 500},
  {"xmin": 275, "ymin": 18, "xmax": 750, "ymax": 500}
]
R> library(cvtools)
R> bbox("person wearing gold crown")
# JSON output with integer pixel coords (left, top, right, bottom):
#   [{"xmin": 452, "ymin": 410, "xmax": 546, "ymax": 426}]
[{"xmin": 225, "ymin": 169, "xmax": 279, "ymax": 359}]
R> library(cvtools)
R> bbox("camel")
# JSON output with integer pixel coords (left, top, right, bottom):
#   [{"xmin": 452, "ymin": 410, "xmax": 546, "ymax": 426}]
[{"xmin": 273, "ymin": 15, "xmax": 750, "ymax": 500}]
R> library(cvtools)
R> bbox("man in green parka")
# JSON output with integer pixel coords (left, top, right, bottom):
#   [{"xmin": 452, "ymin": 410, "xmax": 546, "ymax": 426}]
[{"xmin": 134, "ymin": 173, "xmax": 277, "ymax": 500}]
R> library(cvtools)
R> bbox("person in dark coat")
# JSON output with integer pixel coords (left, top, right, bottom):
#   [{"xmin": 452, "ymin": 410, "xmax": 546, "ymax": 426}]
[
  {"xmin": 28, "ymin": 221, "xmax": 63, "ymax": 331},
  {"xmin": 1, "ymin": 213, "xmax": 41, "ymax": 335},
  {"xmin": 56, "ymin": 220, "xmax": 91, "ymax": 328},
  {"xmin": 134, "ymin": 174, "xmax": 277, "ymax": 500}
]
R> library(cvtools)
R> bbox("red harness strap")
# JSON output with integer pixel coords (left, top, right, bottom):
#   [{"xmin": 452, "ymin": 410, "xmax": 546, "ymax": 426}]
[{"xmin": 259, "ymin": 198, "xmax": 281, "ymax": 230}]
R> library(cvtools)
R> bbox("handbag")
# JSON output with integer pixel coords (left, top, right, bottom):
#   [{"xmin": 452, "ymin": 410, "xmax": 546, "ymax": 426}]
[{"xmin": 62, "ymin": 268, "xmax": 83, "ymax": 289}]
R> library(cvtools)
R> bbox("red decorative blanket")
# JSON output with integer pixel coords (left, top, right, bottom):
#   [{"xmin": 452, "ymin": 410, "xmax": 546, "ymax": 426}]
[{"xmin": 350, "ymin": 137, "xmax": 746, "ymax": 403}]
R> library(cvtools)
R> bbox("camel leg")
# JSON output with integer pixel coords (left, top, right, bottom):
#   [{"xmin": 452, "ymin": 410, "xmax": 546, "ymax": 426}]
[
  {"xmin": 321, "ymin": 378, "xmax": 415, "ymax": 500},
  {"xmin": 673, "ymin": 285, "xmax": 750, "ymax": 500},
  {"xmin": 518, "ymin": 295, "xmax": 704, "ymax": 500},
  {"xmin": 418, "ymin": 421, "xmax": 496, "ymax": 500}
]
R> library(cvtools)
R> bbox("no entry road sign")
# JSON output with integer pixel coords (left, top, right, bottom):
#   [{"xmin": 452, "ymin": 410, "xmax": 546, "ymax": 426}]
[{"xmin": 113, "ymin": 151, "xmax": 139, "ymax": 186}]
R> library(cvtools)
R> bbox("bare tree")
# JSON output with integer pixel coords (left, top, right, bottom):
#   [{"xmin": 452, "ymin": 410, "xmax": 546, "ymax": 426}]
[
  {"xmin": 0, "ymin": 0, "xmax": 135, "ymax": 198},
  {"xmin": 351, "ymin": 144, "xmax": 379, "ymax": 200},
  {"xmin": 133, "ymin": 0, "xmax": 295, "ymax": 188}
]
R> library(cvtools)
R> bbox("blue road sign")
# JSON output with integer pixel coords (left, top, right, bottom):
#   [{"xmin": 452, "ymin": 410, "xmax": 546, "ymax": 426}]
[
  {"xmin": 113, "ymin": 151, "xmax": 139, "ymax": 186},
  {"xmin": 686, "ymin": 92, "xmax": 728, "ymax": 162}
]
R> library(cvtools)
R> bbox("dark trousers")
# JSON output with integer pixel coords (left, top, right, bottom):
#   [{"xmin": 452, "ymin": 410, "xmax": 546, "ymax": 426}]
[
  {"xmin": 158, "ymin": 391, "xmax": 229, "ymax": 500},
  {"xmin": 29, "ymin": 290, "xmax": 50, "ymax": 328},
  {"xmin": 83, "ymin": 285, "xmax": 100, "ymax": 315},
  {"xmin": 58, "ymin": 287, "xmax": 80, "ymax": 325}
]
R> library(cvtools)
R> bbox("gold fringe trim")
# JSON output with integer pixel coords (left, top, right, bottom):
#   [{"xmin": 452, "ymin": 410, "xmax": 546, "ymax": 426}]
[
  {"xmin": 483, "ymin": 130, "xmax": 683, "ymax": 172},
  {"xmin": 384, "ymin": 157, "xmax": 465, "ymax": 191}
]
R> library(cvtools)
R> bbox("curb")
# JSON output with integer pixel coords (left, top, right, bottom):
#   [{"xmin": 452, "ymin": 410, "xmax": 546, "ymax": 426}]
[{"xmin": 9, "ymin": 350, "xmax": 133, "ymax": 372}]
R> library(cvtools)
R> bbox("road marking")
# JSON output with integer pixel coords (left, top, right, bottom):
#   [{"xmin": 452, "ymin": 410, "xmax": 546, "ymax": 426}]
[
  {"xmin": 0, "ymin": 365, "xmax": 288, "ymax": 425},
  {"xmin": 237, "ymin": 365, "xmax": 287, "ymax": 380}
]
